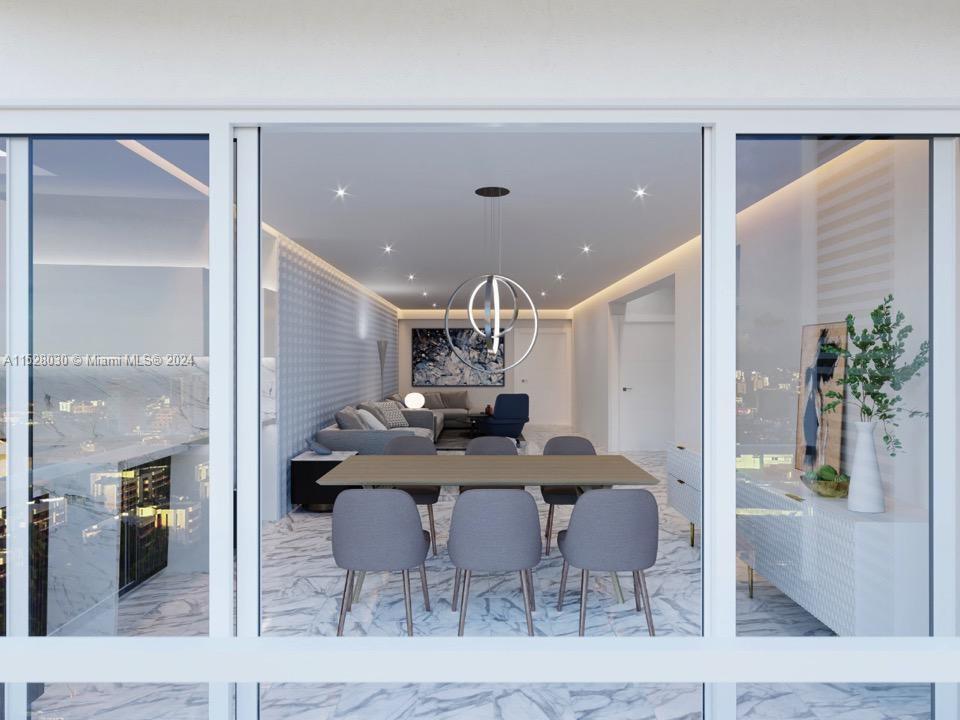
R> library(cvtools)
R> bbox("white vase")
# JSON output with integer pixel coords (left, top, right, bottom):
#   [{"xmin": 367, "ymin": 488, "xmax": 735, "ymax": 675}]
[{"xmin": 847, "ymin": 420, "xmax": 886, "ymax": 513}]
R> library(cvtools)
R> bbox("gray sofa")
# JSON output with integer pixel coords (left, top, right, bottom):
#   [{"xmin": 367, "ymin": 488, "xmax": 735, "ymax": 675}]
[
  {"xmin": 316, "ymin": 391, "xmax": 477, "ymax": 455},
  {"xmin": 317, "ymin": 407, "xmax": 437, "ymax": 454}
]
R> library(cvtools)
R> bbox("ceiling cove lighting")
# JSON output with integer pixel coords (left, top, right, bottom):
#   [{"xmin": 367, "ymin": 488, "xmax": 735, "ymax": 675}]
[{"xmin": 444, "ymin": 186, "xmax": 538, "ymax": 374}]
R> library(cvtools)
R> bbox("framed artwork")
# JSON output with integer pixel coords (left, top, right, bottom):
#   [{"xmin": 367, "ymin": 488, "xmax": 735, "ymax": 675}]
[
  {"xmin": 795, "ymin": 322, "xmax": 847, "ymax": 471},
  {"xmin": 411, "ymin": 328, "xmax": 505, "ymax": 387}
]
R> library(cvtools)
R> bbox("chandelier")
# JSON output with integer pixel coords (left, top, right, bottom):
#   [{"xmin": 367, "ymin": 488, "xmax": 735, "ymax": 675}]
[{"xmin": 444, "ymin": 187, "xmax": 538, "ymax": 373}]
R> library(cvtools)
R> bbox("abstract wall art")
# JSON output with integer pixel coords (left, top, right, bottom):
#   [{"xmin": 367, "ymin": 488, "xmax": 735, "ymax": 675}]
[{"xmin": 411, "ymin": 328, "xmax": 505, "ymax": 387}]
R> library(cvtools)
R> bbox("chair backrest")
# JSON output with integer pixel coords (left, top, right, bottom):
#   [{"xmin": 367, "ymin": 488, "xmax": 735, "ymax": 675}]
[
  {"xmin": 493, "ymin": 393, "xmax": 529, "ymax": 419},
  {"xmin": 562, "ymin": 489, "xmax": 659, "ymax": 571},
  {"xmin": 447, "ymin": 489, "xmax": 542, "ymax": 571},
  {"xmin": 383, "ymin": 435, "xmax": 437, "ymax": 455},
  {"xmin": 465, "ymin": 436, "xmax": 518, "ymax": 455},
  {"xmin": 543, "ymin": 435, "xmax": 596, "ymax": 456},
  {"xmin": 332, "ymin": 489, "xmax": 426, "ymax": 571}
]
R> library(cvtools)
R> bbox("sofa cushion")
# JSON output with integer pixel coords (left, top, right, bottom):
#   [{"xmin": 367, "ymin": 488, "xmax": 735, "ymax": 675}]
[
  {"xmin": 357, "ymin": 408, "xmax": 388, "ymax": 430},
  {"xmin": 373, "ymin": 400, "xmax": 409, "ymax": 428},
  {"xmin": 335, "ymin": 406, "xmax": 364, "ymax": 430},
  {"xmin": 422, "ymin": 391, "xmax": 445, "ymax": 409},
  {"xmin": 358, "ymin": 402, "xmax": 390, "ymax": 427},
  {"xmin": 405, "ymin": 426, "xmax": 434, "ymax": 440},
  {"xmin": 442, "ymin": 390, "xmax": 470, "ymax": 409}
]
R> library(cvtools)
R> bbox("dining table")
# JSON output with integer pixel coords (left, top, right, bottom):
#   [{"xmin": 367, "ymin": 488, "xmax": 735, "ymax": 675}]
[{"xmin": 316, "ymin": 453, "xmax": 659, "ymax": 487}]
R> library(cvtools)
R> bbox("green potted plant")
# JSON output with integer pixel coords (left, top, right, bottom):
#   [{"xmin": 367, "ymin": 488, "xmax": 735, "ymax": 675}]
[{"xmin": 822, "ymin": 294, "xmax": 929, "ymax": 513}]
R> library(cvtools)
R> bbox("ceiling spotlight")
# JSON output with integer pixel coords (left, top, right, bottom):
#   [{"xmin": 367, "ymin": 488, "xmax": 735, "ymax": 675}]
[
  {"xmin": 422, "ymin": 290, "xmax": 429, "ymax": 297},
  {"xmin": 581, "ymin": 245, "xmax": 592, "ymax": 254},
  {"xmin": 432, "ymin": 302, "xmax": 438, "ymax": 308},
  {"xmin": 540, "ymin": 290, "xmax": 547, "ymax": 297},
  {"xmin": 556, "ymin": 273, "xmax": 564, "ymax": 281},
  {"xmin": 408, "ymin": 273, "xmax": 416, "ymax": 281},
  {"xmin": 633, "ymin": 186, "xmax": 648, "ymax": 199},
  {"xmin": 333, "ymin": 185, "xmax": 350, "ymax": 200},
  {"xmin": 382, "ymin": 245, "xmax": 394, "ymax": 254}
]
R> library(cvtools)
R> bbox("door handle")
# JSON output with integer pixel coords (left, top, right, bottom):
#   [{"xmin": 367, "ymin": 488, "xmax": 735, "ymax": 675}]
[{"xmin": 622, "ymin": 387, "xmax": 632, "ymax": 391}]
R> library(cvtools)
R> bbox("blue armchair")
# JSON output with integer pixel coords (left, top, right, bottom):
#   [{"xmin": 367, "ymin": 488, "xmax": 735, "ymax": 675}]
[{"xmin": 477, "ymin": 393, "xmax": 529, "ymax": 440}]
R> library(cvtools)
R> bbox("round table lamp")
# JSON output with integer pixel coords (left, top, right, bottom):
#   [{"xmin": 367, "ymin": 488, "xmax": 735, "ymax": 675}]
[{"xmin": 404, "ymin": 392, "xmax": 426, "ymax": 409}]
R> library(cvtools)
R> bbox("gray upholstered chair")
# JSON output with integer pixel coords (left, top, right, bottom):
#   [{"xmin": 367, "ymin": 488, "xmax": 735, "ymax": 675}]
[
  {"xmin": 460, "ymin": 435, "xmax": 522, "ymax": 493},
  {"xmin": 332, "ymin": 489, "xmax": 431, "ymax": 636},
  {"xmin": 556, "ymin": 489, "xmax": 659, "ymax": 636},
  {"xmin": 383, "ymin": 435, "xmax": 441, "ymax": 555},
  {"xmin": 541, "ymin": 435, "xmax": 596, "ymax": 555},
  {"xmin": 447, "ymin": 489, "xmax": 542, "ymax": 636},
  {"xmin": 465, "ymin": 436, "xmax": 518, "ymax": 455}
]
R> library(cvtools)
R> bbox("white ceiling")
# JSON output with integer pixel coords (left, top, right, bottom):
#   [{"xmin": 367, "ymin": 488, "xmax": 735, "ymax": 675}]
[{"xmin": 260, "ymin": 125, "xmax": 702, "ymax": 309}]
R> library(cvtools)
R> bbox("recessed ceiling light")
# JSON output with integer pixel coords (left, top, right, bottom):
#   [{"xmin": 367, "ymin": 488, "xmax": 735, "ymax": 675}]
[
  {"xmin": 422, "ymin": 291, "xmax": 429, "ymax": 297},
  {"xmin": 540, "ymin": 291, "xmax": 547, "ymax": 297},
  {"xmin": 432, "ymin": 302, "xmax": 438, "ymax": 308},
  {"xmin": 407, "ymin": 273, "xmax": 416, "ymax": 281},
  {"xmin": 581, "ymin": 245, "xmax": 592, "ymax": 254},
  {"xmin": 556, "ymin": 273, "xmax": 564, "ymax": 281},
  {"xmin": 334, "ymin": 185, "xmax": 350, "ymax": 200},
  {"xmin": 633, "ymin": 186, "xmax": 648, "ymax": 199},
  {"xmin": 382, "ymin": 245, "xmax": 394, "ymax": 254}
]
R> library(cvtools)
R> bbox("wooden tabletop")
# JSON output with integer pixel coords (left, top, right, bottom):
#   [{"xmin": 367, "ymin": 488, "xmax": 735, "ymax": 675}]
[{"xmin": 317, "ymin": 454, "xmax": 658, "ymax": 487}]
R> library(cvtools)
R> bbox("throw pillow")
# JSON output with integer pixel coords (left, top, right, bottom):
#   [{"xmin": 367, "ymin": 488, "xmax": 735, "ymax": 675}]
[
  {"xmin": 358, "ymin": 402, "xmax": 389, "ymax": 427},
  {"xmin": 443, "ymin": 390, "xmax": 469, "ymax": 409},
  {"xmin": 335, "ymin": 406, "xmax": 364, "ymax": 430},
  {"xmin": 422, "ymin": 391, "xmax": 445, "ymax": 409},
  {"xmin": 306, "ymin": 438, "xmax": 332, "ymax": 455},
  {"xmin": 373, "ymin": 400, "xmax": 409, "ymax": 428},
  {"xmin": 356, "ymin": 408, "xmax": 388, "ymax": 431}
]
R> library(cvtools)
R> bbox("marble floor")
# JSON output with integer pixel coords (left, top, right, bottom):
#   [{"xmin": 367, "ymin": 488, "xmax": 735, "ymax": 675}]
[{"xmin": 26, "ymin": 426, "xmax": 932, "ymax": 719}]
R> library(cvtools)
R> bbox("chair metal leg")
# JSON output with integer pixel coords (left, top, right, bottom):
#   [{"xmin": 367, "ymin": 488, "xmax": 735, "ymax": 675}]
[
  {"xmin": 544, "ymin": 504, "xmax": 555, "ymax": 556},
  {"xmin": 557, "ymin": 560, "xmax": 569, "ymax": 610},
  {"xmin": 452, "ymin": 567, "xmax": 462, "ymax": 611},
  {"xmin": 520, "ymin": 571, "xmax": 534, "ymax": 636},
  {"xmin": 402, "ymin": 569, "xmax": 414, "ymax": 637},
  {"xmin": 419, "ymin": 563, "xmax": 431, "ymax": 612},
  {"xmin": 632, "ymin": 570, "xmax": 642, "ymax": 613},
  {"xmin": 427, "ymin": 504, "xmax": 438, "ymax": 556},
  {"xmin": 347, "ymin": 572, "xmax": 363, "ymax": 612},
  {"xmin": 579, "ymin": 569, "xmax": 589, "ymax": 637},
  {"xmin": 457, "ymin": 570, "xmax": 472, "ymax": 636},
  {"xmin": 610, "ymin": 572, "xmax": 625, "ymax": 604},
  {"xmin": 689, "ymin": 522, "xmax": 696, "ymax": 547},
  {"xmin": 352, "ymin": 570, "xmax": 366, "ymax": 604},
  {"xmin": 337, "ymin": 570, "xmax": 354, "ymax": 637},
  {"xmin": 748, "ymin": 565, "xmax": 755, "ymax": 598},
  {"xmin": 526, "ymin": 569, "xmax": 535, "ymax": 611},
  {"xmin": 638, "ymin": 569, "xmax": 655, "ymax": 636}
]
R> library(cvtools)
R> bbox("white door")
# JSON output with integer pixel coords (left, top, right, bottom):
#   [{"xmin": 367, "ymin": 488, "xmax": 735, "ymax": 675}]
[
  {"xmin": 513, "ymin": 328, "xmax": 571, "ymax": 426},
  {"xmin": 618, "ymin": 321, "xmax": 675, "ymax": 451}
]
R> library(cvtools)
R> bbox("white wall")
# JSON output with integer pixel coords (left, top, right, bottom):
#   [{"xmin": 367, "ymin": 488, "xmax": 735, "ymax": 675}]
[
  {"xmin": 572, "ymin": 240, "xmax": 702, "ymax": 452},
  {"xmin": 2, "ymin": 1, "xmax": 958, "ymax": 104},
  {"xmin": 397, "ymin": 318, "xmax": 571, "ymax": 421}
]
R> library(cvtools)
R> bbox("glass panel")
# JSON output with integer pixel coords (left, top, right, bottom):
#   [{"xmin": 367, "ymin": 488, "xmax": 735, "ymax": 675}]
[
  {"xmin": 261, "ymin": 683, "xmax": 702, "ymax": 719},
  {"xmin": 258, "ymin": 124, "xmax": 703, "ymax": 638},
  {"xmin": 737, "ymin": 684, "xmax": 931, "ymax": 719},
  {"xmin": 30, "ymin": 137, "xmax": 210, "ymax": 636},
  {"xmin": 735, "ymin": 137, "xmax": 931, "ymax": 636},
  {"xmin": 29, "ymin": 683, "xmax": 208, "ymax": 719},
  {"xmin": 1, "ymin": 136, "xmax": 7, "ymax": 639}
]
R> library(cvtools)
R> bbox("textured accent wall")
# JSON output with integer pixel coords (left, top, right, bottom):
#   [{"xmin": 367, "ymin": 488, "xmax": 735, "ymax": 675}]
[{"xmin": 277, "ymin": 238, "xmax": 398, "ymax": 511}]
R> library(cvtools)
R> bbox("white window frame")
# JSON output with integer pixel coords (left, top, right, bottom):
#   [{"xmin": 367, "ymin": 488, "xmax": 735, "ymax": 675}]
[{"xmin": 0, "ymin": 108, "xmax": 958, "ymax": 720}]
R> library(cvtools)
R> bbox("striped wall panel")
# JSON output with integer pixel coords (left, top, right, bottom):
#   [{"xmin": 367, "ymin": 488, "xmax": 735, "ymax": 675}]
[{"xmin": 277, "ymin": 238, "xmax": 399, "ymax": 511}]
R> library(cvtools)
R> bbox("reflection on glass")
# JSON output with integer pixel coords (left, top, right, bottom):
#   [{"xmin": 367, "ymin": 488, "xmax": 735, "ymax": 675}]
[
  {"xmin": 1, "ymin": 136, "xmax": 7, "ymax": 639},
  {"xmin": 737, "ymin": 684, "xmax": 931, "ymax": 719},
  {"xmin": 735, "ymin": 137, "xmax": 930, "ymax": 637},
  {"xmin": 29, "ymin": 683, "xmax": 208, "ymax": 719},
  {"xmin": 29, "ymin": 138, "xmax": 210, "ymax": 636}
]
